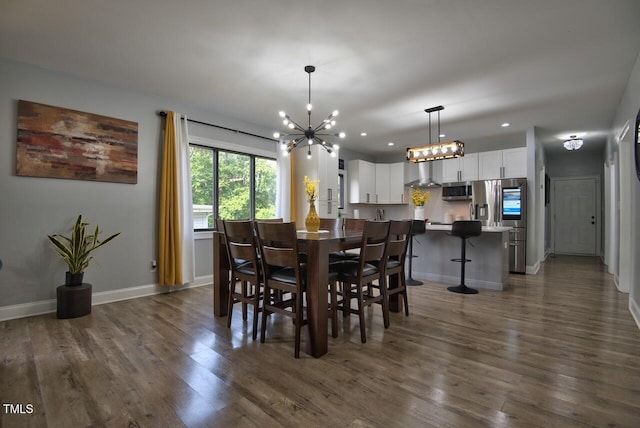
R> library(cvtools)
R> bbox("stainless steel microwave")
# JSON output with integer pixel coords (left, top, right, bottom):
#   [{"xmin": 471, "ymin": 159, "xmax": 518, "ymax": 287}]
[{"xmin": 442, "ymin": 184, "xmax": 472, "ymax": 200}]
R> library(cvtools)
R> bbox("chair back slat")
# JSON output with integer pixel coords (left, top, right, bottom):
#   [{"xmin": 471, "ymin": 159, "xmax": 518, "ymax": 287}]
[
  {"xmin": 255, "ymin": 221, "xmax": 300, "ymax": 269},
  {"xmin": 360, "ymin": 221, "xmax": 390, "ymax": 264},
  {"xmin": 362, "ymin": 241, "xmax": 386, "ymax": 262},
  {"xmin": 387, "ymin": 220, "xmax": 412, "ymax": 262},
  {"xmin": 260, "ymin": 246, "xmax": 297, "ymax": 268},
  {"xmin": 223, "ymin": 220, "xmax": 259, "ymax": 267},
  {"xmin": 228, "ymin": 242, "xmax": 255, "ymax": 262}
]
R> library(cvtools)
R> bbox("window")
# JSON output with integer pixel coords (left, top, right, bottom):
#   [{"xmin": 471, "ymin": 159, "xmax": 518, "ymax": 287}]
[
  {"xmin": 190, "ymin": 146, "xmax": 214, "ymax": 229},
  {"xmin": 254, "ymin": 157, "xmax": 277, "ymax": 218},
  {"xmin": 218, "ymin": 151, "xmax": 251, "ymax": 220},
  {"xmin": 189, "ymin": 144, "xmax": 277, "ymax": 230}
]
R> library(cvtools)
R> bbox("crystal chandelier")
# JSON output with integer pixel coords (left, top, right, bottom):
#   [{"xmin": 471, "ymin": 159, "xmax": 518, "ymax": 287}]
[
  {"xmin": 273, "ymin": 65, "xmax": 345, "ymax": 158},
  {"xmin": 563, "ymin": 135, "xmax": 583, "ymax": 151}
]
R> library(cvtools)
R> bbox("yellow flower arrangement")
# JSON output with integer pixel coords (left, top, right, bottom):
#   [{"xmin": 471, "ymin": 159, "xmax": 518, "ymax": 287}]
[
  {"xmin": 411, "ymin": 188, "xmax": 431, "ymax": 207},
  {"xmin": 303, "ymin": 176, "xmax": 319, "ymax": 203}
]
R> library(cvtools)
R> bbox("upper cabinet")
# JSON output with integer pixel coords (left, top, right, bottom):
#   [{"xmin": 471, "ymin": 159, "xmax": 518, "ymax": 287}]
[
  {"xmin": 348, "ymin": 160, "xmax": 376, "ymax": 204},
  {"xmin": 349, "ymin": 160, "xmax": 405, "ymax": 204},
  {"xmin": 502, "ymin": 148, "xmax": 527, "ymax": 178},
  {"xmin": 388, "ymin": 162, "xmax": 405, "ymax": 204},
  {"xmin": 478, "ymin": 147, "xmax": 526, "ymax": 180},
  {"xmin": 441, "ymin": 153, "xmax": 478, "ymax": 183},
  {"xmin": 375, "ymin": 163, "xmax": 389, "ymax": 204}
]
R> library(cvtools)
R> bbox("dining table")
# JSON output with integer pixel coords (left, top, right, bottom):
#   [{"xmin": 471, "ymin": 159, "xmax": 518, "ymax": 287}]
[{"xmin": 213, "ymin": 226, "xmax": 405, "ymax": 358}]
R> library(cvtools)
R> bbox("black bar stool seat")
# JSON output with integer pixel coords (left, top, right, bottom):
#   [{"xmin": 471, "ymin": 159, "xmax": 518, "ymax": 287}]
[{"xmin": 448, "ymin": 220, "xmax": 482, "ymax": 294}]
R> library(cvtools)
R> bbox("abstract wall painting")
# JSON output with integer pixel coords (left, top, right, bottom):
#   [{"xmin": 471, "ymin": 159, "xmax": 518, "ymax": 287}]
[{"xmin": 16, "ymin": 100, "xmax": 138, "ymax": 184}]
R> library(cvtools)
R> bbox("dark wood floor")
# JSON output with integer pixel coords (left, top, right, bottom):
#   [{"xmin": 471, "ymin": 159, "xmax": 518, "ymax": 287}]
[{"xmin": 2, "ymin": 255, "xmax": 640, "ymax": 427}]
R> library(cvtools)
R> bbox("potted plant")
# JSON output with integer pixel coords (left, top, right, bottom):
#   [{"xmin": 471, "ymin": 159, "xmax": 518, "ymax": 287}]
[
  {"xmin": 411, "ymin": 188, "xmax": 431, "ymax": 221},
  {"xmin": 48, "ymin": 214, "xmax": 120, "ymax": 286}
]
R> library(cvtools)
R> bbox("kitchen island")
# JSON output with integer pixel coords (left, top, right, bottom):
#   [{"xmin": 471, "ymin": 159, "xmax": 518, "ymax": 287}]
[{"xmin": 411, "ymin": 224, "xmax": 512, "ymax": 291}]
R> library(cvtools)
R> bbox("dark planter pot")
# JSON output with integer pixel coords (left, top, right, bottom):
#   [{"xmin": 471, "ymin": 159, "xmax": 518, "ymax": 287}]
[
  {"xmin": 65, "ymin": 271, "xmax": 84, "ymax": 286},
  {"xmin": 57, "ymin": 283, "xmax": 92, "ymax": 319}
]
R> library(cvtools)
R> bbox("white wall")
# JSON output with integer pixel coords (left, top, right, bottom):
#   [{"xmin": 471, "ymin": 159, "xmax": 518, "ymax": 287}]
[
  {"xmin": 546, "ymin": 149, "xmax": 604, "ymax": 180},
  {"xmin": 0, "ymin": 59, "xmax": 273, "ymax": 314},
  {"xmin": 525, "ymin": 127, "xmax": 539, "ymax": 272},
  {"xmin": 607, "ymin": 52, "xmax": 640, "ymax": 323}
]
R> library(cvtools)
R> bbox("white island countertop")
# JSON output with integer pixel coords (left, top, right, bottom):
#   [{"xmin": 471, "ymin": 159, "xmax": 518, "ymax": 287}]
[{"xmin": 425, "ymin": 224, "xmax": 513, "ymax": 233}]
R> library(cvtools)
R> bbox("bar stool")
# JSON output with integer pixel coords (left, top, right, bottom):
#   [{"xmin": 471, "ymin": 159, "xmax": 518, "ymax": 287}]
[{"xmin": 447, "ymin": 221, "xmax": 482, "ymax": 294}]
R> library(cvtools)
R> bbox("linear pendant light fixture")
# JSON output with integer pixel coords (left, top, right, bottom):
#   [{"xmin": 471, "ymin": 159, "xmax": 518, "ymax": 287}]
[
  {"xmin": 406, "ymin": 105, "xmax": 464, "ymax": 162},
  {"xmin": 273, "ymin": 65, "xmax": 345, "ymax": 159}
]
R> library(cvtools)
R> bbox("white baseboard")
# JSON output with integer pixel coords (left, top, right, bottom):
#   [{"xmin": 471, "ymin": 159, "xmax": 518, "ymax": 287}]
[
  {"xmin": 0, "ymin": 300, "xmax": 58, "ymax": 323},
  {"xmin": 0, "ymin": 275, "xmax": 213, "ymax": 322},
  {"xmin": 526, "ymin": 261, "xmax": 540, "ymax": 275},
  {"xmin": 613, "ymin": 274, "xmax": 630, "ymax": 293},
  {"xmin": 630, "ymin": 298, "xmax": 640, "ymax": 332}
]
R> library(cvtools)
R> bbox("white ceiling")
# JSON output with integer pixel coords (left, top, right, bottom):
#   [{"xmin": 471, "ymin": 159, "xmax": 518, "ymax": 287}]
[{"xmin": 1, "ymin": 0, "xmax": 639, "ymax": 157}]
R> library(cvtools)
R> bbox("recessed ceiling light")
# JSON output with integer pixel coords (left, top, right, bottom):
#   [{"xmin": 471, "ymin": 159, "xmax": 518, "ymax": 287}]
[
  {"xmin": 388, "ymin": 142, "xmax": 394, "ymax": 146},
  {"xmin": 360, "ymin": 132, "xmax": 367, "ymax": 136},
  {"xmin": 501, "ymin": 122, "xmax": 510, "ymax": 127},
  {"xmin": 439, "ymin": 133, "xmax": 446, "ymax": 138}
]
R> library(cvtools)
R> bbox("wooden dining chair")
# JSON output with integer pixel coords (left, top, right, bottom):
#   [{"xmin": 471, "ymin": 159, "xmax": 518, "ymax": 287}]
[
  {"xmin": 255, "ymin": 221, "xmax": 338, "ymax": 357},
  {"xmin": 222, "ymin": 220, "xmax": 263, "ymax": 340},
  {"xmin": 255, "ymin": 221, "xmax": 306, "ymax": 357},
  {"xmin": 335, "ymin": 220, "xmax": 390, "ymax": 343},
  {"xmin": 331, "ymin": 217, "xmax": 364, "ymax": 261},
  {"xmin": 385, "ymin": 220, "xmax": 413, "ymax": 317},
  {"xmin": 319, "ymin": 217, "xmax": 341, "ymax": 231},
  {"xmin": 343, "ymin": 218, "xmax": 366, "ymax": 232}
]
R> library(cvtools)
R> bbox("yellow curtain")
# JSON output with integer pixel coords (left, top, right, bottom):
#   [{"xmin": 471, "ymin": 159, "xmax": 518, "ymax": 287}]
[
  {"xmin": 289, "ymin": 153, "xmax": 296, "ymax": 222},
  {"xmin": 158, "ymin": 111, "xmax": 182, "ymax": 285}
]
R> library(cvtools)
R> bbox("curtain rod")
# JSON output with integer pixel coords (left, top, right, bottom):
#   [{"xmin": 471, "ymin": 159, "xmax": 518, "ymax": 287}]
[{"xmin": 157, "ymin": 111, "xmax": 276, "ymax": 142}]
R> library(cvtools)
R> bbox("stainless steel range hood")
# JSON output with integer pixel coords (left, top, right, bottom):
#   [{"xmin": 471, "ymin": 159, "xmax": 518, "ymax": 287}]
[{"xmin": 405, "ymin": 162, "xmax": 441, "ymax": 188}]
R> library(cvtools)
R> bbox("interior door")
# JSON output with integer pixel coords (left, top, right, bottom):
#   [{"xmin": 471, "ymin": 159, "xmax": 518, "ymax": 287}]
[{"xmin": 554, "ymin": 178, "xmax": 597, "ymax": 255}]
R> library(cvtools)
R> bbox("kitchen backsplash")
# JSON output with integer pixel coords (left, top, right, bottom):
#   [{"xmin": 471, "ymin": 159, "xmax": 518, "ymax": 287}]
[{"xmin": 345, "ymin": 187, "xmax": 473, "ymax": 223}]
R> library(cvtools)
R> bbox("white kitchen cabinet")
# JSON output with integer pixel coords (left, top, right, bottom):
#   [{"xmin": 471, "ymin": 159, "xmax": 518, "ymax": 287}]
[
  {"xmin": 478, "ymin": 148, "xmax": 526, "ymax": 180},
  {"xmin": 441, "ymin": 158, "xmax": 460, "ymax": 183},
  {"xmin": 441, "ymin": 153, "xmax": 478, "ymax": 182},
  {"xmin": 349, "ymin": 160, "xmax": 405, "ymax": 204},
  {"xmin": 502, "ymin": 147, "xmax": 527, "ymax": 178},
  {"xmin": 375, "ymin": 163, "xmax": 389, "ymax": 203},
  {"xmin": 388, "ymin": 162, "xmax": 405, "ymax": 204},
  {"xmin": 348, "ymin": 159, "xmax": 376, "ymax": 203}
]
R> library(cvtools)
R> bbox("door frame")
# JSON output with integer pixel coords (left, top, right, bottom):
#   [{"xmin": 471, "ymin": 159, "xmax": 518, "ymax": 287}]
[{"xmin": 550, "ymin": 175, "xmax": 601, "ymax": 256}]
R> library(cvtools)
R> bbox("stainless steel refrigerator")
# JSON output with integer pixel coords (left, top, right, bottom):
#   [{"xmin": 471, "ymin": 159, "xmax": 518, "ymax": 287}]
[{"xmin": 471, "ymin": 178, "xmax": 527, "ymax": 273}]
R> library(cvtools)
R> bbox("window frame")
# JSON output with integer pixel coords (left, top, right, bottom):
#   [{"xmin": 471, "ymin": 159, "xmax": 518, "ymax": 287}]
[{"xmin": 188, "ymin": 136, "xmax": 277, "ymax": 234}]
